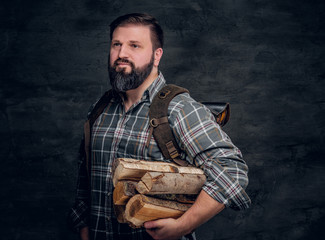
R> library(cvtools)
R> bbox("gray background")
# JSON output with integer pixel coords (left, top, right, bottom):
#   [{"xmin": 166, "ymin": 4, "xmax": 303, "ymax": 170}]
[{"xmin": 1, "ymin": 0, "xmax": 324, "ymax": 239}]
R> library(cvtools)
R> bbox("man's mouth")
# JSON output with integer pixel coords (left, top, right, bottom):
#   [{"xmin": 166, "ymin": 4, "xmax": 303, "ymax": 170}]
[
  {"xmin": 115, "ymin": 59, "xmax": 132, "ymax": 66},
  {"xmin": 117, "ymin": 62, "xmax": 130, "ymax": 66}
]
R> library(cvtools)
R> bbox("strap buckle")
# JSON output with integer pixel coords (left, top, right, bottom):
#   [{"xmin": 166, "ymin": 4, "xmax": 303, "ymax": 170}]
[
  {"xmin": 166, "ymin": 141, "xmax": 179, "ymax": 159},
  {"xmin": 150, "ymin": 118, "xmax": 158, "ymax": 128}
]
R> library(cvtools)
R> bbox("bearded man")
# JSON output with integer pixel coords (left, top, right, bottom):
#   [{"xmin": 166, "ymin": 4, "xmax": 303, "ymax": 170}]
[{"xmin": 69, "ymin": 13, "xmax": 251, "ymax": 240}]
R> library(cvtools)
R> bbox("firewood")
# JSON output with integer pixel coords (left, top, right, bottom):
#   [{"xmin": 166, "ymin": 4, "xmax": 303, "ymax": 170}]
[
  {"xmin": 152, "ymin": 194, "xmax": 197, "ymax": 204},
  {"xmin": 124, "ymin": 194, "xmax": 192, "ymax": 228},
  {"xmin": 112, "ymin": 158, "xmax": 204, "ymax": 186},
  {"xmin": 113, "ymin": 181, "xmax": 138, "ymax": 205},
  {"xmin": 136, "ymin": 172, "xmax": 206, "ymax": 195}
]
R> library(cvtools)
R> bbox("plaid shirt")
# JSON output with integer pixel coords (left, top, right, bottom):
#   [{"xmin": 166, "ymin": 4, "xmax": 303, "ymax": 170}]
[{"xmin": 69, "ymin": 72, "xmax": 251, "ymax": 240}]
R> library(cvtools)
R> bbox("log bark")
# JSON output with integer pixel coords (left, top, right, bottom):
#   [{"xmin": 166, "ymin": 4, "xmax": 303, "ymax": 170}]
[
  {"xmin": 112, "ymin": 158, "xmax": 204, "ymax": 186},
  {"xmin": 124, "ymin": 194, "xmax": 192, "ymax": 228},
  {"xmin": 136, "ymin": 172, "xmax": 206, "ymax": 195},
  {"xmin": 113, "ymin": 181, "xmax": 138, "ymax": 205}
]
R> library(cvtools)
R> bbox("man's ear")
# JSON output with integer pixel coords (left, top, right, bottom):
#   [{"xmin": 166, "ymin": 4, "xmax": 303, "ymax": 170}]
[{"xmin": 153, "ymin": 48, "xmax": 163, "ymax": 67}]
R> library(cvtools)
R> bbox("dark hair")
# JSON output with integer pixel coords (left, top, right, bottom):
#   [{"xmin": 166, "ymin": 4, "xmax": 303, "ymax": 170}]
[{"xmin": 109, "ymin": 13, "xmax": 164, "ymax": 50}]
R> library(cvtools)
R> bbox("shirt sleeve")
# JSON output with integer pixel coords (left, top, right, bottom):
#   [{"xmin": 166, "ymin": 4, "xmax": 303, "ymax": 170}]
[
  {"xmin": 168, "ymin": 94, "xmax": 251, "ymax": 210},
  {"xmin": 67, "ymin": 139, "xmax": 90, "ymax": 232}
]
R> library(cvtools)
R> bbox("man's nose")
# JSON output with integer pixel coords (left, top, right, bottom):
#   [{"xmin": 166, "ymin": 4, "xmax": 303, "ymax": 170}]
[{"xmin": 118, "ymin": 45, "xmax": 129, "ymax": 59}]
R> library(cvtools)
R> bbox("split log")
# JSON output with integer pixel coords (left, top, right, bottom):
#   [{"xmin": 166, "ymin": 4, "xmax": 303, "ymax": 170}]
[
  {"xmin": 113, "ymin": 181, "xmax": 138, "ymax": 205},
  {"xmin": 124, "ymin": 194, "xmax": 192, "ymax": 228},
  {"xmin": 112, "ymin": 158, "xmax": 204, "ymax": 186},
  {"xmin": 136, "ymin": 172, "xmax": 206, "ymax": 195},
  {"xmin": 153, "ymin": 194, "xmax": 197, "ymax": 204},
  {"xmin": 114, "ymin": 192, "xmax": 196, "ymax": 224}
]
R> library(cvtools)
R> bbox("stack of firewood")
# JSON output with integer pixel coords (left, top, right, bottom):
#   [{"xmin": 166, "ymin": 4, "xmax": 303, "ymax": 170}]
[{"xmin": 112, "ymin": 158, "xmax": 206, "ymax": 228}]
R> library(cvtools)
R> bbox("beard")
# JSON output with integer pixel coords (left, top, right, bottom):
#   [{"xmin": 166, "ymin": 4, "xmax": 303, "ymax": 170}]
[{"xmin": 109, "ymin": 54, "xmax": 154, "ymax": 93}]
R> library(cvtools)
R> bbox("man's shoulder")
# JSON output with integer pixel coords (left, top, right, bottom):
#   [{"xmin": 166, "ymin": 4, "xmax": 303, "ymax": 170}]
[
  {"xmin": 167, "ymin": 91, "xmax": 210, "ymax": 117},
  {"xmin": 86, "ymin": 90, "xmax": 119, "ymax": 119},
  {"xmin": 168, "ymin": 91, "xmax": 194, "ymax": 109}
]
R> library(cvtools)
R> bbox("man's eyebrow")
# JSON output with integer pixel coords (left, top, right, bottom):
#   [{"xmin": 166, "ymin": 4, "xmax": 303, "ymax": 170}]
[
  {"xmin": 111, "ymin": 40, "xmax": 142, "ymax": 45},
  {"xmin": 129, "ymin": 40, "xmax": 142, "ymax": 44}
]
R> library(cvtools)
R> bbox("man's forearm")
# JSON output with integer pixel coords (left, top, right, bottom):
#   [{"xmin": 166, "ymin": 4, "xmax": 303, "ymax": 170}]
[
  {"xmin": 177, "ymin": 189, "xmax": 225, "ymax": 234},
  {"xmin": 144, "ymin": 189, "xmax": 225, "ymax": 240}
]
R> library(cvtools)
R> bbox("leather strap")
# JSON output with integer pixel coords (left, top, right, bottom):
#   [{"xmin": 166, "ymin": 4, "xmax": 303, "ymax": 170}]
[
  {"xmin": 149, "ymin": 84, "xmax": 190, "ymax": 166},
  {"xmin": 89, "ymin": 90, "xmax": 114, "ymax": 127}
]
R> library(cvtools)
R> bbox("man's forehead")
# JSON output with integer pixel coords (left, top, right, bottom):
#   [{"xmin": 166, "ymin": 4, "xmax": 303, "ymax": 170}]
[{"xmin": 112, "ymin": 24, "xmax": 151, "ymax": 41}]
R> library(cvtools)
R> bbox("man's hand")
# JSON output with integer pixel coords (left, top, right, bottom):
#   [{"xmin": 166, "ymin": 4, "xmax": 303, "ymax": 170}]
[
  {"xmin": 80, "ymin": 226, "xmax": 89, "ymax": 240},
  {"xmin": 144, "ymin": 218, "xmax": 189, "ymax": 240}
]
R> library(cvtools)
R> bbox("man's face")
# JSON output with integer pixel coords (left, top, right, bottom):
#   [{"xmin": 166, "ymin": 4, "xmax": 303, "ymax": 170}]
[{"xmin": 109, "ymin": 24, "xmax": 155, "ymax": 93}]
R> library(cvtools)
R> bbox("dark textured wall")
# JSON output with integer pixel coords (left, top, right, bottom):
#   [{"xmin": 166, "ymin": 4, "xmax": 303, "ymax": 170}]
[{"xmin": 1, "ymin": 0, "xmax": 324, "ymax": 239}]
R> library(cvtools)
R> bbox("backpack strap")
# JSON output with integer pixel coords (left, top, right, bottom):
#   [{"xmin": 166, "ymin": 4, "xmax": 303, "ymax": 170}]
[
  {"xmin": 88, "ymin": 90, "xmax": 114, "ymax": 127},
  {"xmin": 83, "ymin": 90, "xmax": 114, "ymax": 177},
  {"xmin": 147, "ymin": 85, "xmax": 231, "ymax": 167},
  {"xmin": 148, "ymin": 84, "xmax": 190, "ymax": 166}
]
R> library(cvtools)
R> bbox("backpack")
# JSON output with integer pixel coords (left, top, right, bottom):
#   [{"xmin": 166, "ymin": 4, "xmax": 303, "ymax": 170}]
[{"xmin": 81, "ymin": 84, "xmax": 230, "ymax": 175}]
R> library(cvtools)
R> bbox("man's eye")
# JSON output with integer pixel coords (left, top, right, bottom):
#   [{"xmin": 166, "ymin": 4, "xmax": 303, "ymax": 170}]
[
  {"xmin": 113, "ymin": 43, "xmax": 121, "ymax": 47},
  {"xmin": 131, "ymin": 44, "xmax": 139, "ymax": 48}
]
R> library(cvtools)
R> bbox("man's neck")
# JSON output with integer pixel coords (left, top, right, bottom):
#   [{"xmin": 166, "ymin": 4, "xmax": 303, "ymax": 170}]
[{"xmin": 123, "ymin": 70, "xmax": 158, "ymax": 112}]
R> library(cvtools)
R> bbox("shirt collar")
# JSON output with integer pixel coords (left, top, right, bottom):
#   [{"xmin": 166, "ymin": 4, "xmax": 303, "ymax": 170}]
[{"xmin": 143, "ymin": 71, "xmax": 167, "ymax": 103}]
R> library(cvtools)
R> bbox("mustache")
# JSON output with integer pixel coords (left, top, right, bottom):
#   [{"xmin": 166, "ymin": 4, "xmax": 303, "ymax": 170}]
[{"xmin": 113, "ymin": 58, "xmax": 135, "ymax": 68}]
